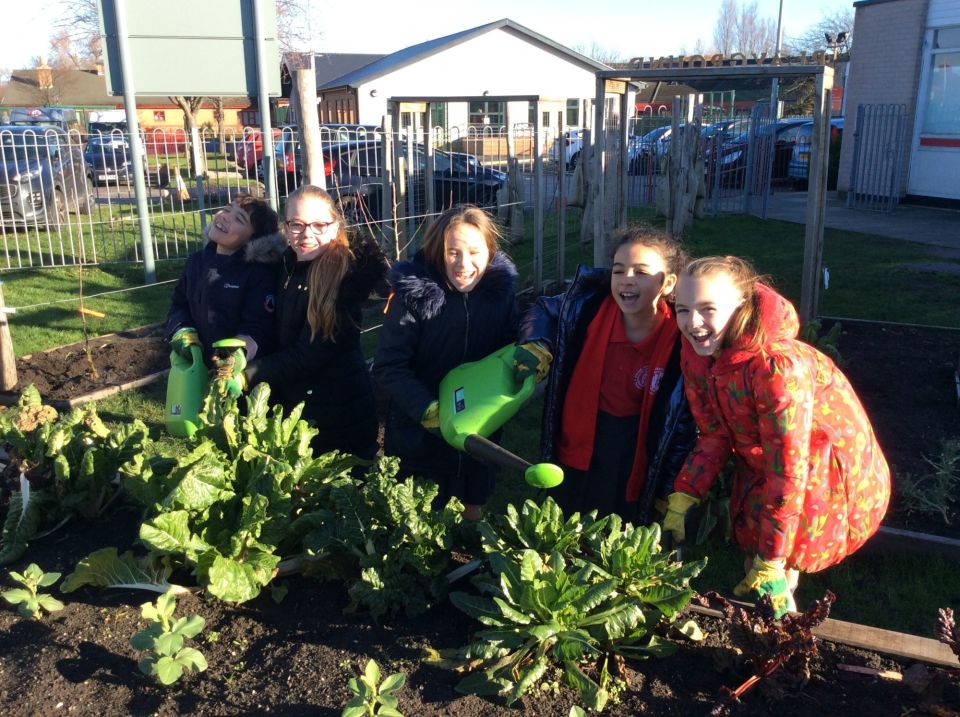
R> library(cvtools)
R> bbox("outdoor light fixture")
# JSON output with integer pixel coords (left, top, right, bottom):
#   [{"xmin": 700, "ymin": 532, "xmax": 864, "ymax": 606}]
[{"xmin": 369, "ymin": 89, "xmax": 377, "ymax": 97}]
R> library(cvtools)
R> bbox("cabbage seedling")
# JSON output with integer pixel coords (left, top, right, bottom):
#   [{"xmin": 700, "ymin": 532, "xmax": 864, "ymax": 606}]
[
  {"xmin": 130, "ymin": 590, "xmax": 208, "ymax": 685},
  {"xmin": 1, "ymin": 563, "xmax": 64, "ymax": 619}
]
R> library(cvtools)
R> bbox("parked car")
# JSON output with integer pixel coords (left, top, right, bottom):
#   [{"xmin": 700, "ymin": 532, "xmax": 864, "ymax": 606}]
[
  {"xmin": 83, "ymin": 134, "xmax": 132, "ymax": 186},
  {"xmin": 271, "ymin": 124, "xmax": 381, "ymax": 182},
  {"xmin": 787, "ymin": 118, "xmax": 845, "ymax": 185},
  {"xmin": 558, "ymin": 129, "xmax": 584, "ymax": 170},
  {"xmin": 0, "ymin": 126, "xmax": 93, "ymax": 226},
  {"xmin": 707, "ymin": 118, "xmax": 813, "ymax": 188},
  {"xmin": 627, "ymin": 125, "xmax": 671, "ymax": 175},
  {"xmin": 321, "ymin": 139, "xmax": 506, "ymax": 223}
]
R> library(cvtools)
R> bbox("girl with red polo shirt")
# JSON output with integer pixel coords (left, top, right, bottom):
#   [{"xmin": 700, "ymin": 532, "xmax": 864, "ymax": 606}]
[{"xmin": 516, "ymin": 225, "xmax": 696, "ymax": 525}]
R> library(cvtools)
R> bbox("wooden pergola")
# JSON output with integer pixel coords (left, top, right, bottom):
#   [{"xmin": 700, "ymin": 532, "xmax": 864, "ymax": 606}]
[{"xmin": 591, "ymin": 64, "xmax": 835, "ymax": 322}]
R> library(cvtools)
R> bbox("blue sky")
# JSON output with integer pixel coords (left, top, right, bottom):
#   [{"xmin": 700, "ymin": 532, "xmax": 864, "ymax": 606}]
[{"xmin": 2, "ymin": 0, "xmax": 855, "ymax": 73}]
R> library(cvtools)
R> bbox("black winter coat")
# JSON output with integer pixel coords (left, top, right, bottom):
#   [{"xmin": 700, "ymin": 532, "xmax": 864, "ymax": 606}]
[
  {"xmin": 519, "ymin": 264, "xmax": 696, "ymax": 525},
  {"xmin": 244, "ymin": 239, "xmax": 389, "ymax": 458},
  {"xmin": 165, "ymin": 232, "xmax": 286, "ymax": 361},
  {"xmin": 373, "ymin": 251, "xmax": 519, "ymax": 486}
]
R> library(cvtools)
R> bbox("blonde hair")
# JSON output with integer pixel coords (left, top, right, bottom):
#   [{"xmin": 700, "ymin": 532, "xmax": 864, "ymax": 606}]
[
  {"xmin": 681, "ymin": 255, "xmax": 767, "ymax": 352},
  {"xmin": 285, "ymin": 185, "xmax": 353, "ymax": 341},
  {"xmin": 421, "ymin": 205, "xmax": 502, "ymax": 279}
]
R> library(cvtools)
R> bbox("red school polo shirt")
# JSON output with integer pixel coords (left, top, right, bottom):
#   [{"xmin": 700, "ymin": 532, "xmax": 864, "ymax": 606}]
[{"xmin": 598, "ymin": 314, "xmax": 668, "ymax": 417}]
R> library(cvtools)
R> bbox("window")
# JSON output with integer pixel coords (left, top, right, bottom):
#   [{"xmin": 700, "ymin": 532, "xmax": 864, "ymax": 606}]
[
  {"xmin": 921, "ymin": 27, "xmax": 960, "ymax": 136},
  {"xmin": 566, "ymin": 98, "xmax": 579, "ymax": 127},
  {"xmin": 430, "ymin": 103, "xmax": 446, "ymax": 129},
  {"xmin": 153, "ymin": 111, "xmax": 165, "ymax": 122},
  {"xmin": 468, "ymin": 101, "xmax": 504, "ymax": 128}
]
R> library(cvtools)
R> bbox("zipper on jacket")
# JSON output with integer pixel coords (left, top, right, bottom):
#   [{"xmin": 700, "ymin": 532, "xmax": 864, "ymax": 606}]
[{"xmin": 461, "ymin": 292, "xmax": 470, "ymax": 363}]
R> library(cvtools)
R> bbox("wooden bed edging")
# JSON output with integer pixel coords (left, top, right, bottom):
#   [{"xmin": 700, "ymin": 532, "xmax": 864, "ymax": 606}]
[
  {"xmin": 866, "ymin": 525, "xmax": 960, "ymax": 562},
  {"xmin": 687, "ymin": 603, "xmax": 958, "ymax": 668}
]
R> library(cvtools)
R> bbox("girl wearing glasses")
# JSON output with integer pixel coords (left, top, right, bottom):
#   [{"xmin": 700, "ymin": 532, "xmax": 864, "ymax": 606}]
[
  {"xmin": 374, "ymin": 205, "xmax": 518, "ymax": 520},
  {"xmin": 242, "ymin": 185, "xmax": 389, "ymax": 458}
]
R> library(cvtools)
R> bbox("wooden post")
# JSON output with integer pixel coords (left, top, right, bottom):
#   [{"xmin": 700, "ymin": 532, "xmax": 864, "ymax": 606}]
[
  {"xmin": 800, "ymin": 66, "xmax": 834, "ymax": 323},
  {"xmin": 533, "ymin": 99, "xmax": 544, "ymax": 294},
  {"xmin": 556, "ymin": 110, "xmax": 566, "ymax": 285},
  {"xmin": 0, "ymin": 283, "xmax": 17, "ymax": 391},
  {"xmin": 292, "ymin": 53, "xmax": 325, "ymax": 189}
]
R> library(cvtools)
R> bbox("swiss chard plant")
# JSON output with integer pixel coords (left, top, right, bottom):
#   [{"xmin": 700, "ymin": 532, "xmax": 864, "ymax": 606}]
[
  {"xmin": 341, "ymin": 659, "xmax": 405, "ymax": 717},
  {"xmin": 451, "ymin": 498, "xmax": 705, "ymax": 711},
  {"xmin": 704, "ymin": 589, "xmax": 835, "ymax": 715},
  {"xmin": 113, "ymin": 383, "xmax": 360, "ymax": 603},
  {"xmin": 1, "ymin": 563, "xmax": 64, "ymax": 619},
  {"xmin": 130, "ymin": 590, "xmax": 207, "ymax": 685},
  {"xmin": 299, "ymin": 457, "xmax": 462, "ymax": 620},
  {"xmin": 0, "ymin": 386, "xmax": 150, "ymax": 565}
]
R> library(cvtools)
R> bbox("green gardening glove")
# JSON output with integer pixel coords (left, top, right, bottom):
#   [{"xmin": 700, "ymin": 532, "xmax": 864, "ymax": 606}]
[
  {"xmin": 513, "ymin": 341, "xmax": 553, "ymax": 383},
  {"xmin": 733, "ymin": 556, "xmax": 796, "ymax": 618},
  {"xmin": 421, "ymin": 400, "xmax": 440, "ymax": 432},
  {"xmin": 170, "ymin": 327, "xmax": 200, "ymax": 359},
  {"xmin": 210, "ymin": 338, "xmax": 248, "ymax": 398},
  {"xmin": 661, "ymin": 492, "xmax": 700, "ymax": 544}
]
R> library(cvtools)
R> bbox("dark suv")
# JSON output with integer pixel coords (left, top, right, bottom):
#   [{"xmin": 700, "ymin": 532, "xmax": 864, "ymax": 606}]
[
  {"xmin": 83, "ymin": 134, "xmax": 133, "ymax": 186},
  {"xmin": 322, "ymin": 139, "xmax": 506, "ymax": 223},
  {"xmin": 0, "ymin": 126, "xmax": 93, "ymax": 225}
]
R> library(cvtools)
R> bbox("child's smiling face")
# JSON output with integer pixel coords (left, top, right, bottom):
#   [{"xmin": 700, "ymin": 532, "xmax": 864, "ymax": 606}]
[
  {"xmin": 444, "ymin": 224, "xmax": 490, "ymax": 293},
  {"xmin": 208, "ymin": 202, "xmax": 254, "ymax": 255}
]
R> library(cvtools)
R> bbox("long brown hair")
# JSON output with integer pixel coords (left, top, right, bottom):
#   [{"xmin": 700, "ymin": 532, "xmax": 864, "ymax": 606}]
[
  {"xmin": 681, "ymin": 255, "xmax": 768, "ymax": 351},
  {"xmin": 421, "ymin": 205, "xmax": 502, "ymax": 279},
  {"xmin": 285, "ymin": 185, "xmax": 353, "ymax": 341}
]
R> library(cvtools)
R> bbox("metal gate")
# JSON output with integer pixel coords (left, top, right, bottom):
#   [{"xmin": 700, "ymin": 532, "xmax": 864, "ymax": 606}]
[{"xmin": 846, "ymin": 103, "xmax": 906, "ymax": 212}]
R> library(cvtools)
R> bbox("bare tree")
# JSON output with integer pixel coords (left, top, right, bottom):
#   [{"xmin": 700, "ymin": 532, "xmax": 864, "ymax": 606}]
[
  {"xmin": 703, "ymin": 0, "xmax": 777, "ymax": 56},
  {"xmin": 570, "ymin": 41, "xmax": 624, "ymax": 66},
  {"xmin": 734, "ymin": 1, "xmax": 777, "ymax": 55},
  {"xmin": 785, "ymin": 8, "xmax": 854, "ymax": 55},
  {"xmin": 712, "ymin": 0, "xmax": 737, "ymax": 55}
]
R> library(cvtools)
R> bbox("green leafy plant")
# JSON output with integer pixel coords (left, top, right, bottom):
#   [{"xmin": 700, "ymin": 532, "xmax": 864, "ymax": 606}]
[
  {"xmin": 897, "ymin": 438, "xmax": 960, "ymax": 525},
  {"xmin": 1, "ymin": 563, "xmax": 64, "ymax": 618},
  {"xmin": 451, "ymin": 498, "xmax": 705, "ymax": 711},
  {"xmin": 476, "ymin": 497, "xmax": 608, "ymax": 560},
  {"xmin": 109, "ymin": 383, "xmax": 361, "ymax": 602},
  {"xmin": 0, "ymin": 385, "xmax": 150, "ymax": 565},
  {"xmin": 341, "ymin": 659, "xmax": 405, "ymax": 717},
  {"xmin": 130, "ymin": 590, "xmax": 208, "ymax": 685},
  {"xmin": 798, "ymin": 319, "xmax": 843, "ymax": 366},
  {"xmin": 300, "ymin": 457, "xmax": 462, "ymax": 620}
]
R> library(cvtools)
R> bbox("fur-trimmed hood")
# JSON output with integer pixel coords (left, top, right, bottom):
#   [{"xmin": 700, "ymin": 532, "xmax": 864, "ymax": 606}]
[
  {"xmin": 201, "ymin": 224, "xmax": 287, "ymax": 265},
  {"xmin": 389, "ymin": 251, "xmax": 518, "ymax": 320}
]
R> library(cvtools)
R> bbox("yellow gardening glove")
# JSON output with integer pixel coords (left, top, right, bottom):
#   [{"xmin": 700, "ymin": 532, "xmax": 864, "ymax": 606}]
[
  {"xmin": 170, "ymin": 327, "xmax": 200, "ymax": 359},
  {"xmin": 210, "ymin": 339, "xmax": 248, "ymax": 398},
  {"xmin": 661, "ymin": 492, "xmax": 700, "ymax": 544},
  {"xmin": 733, "ymin": 556, "xmax": 794, "ymax": 618},
  {"xmin": 421, "ymin": 400, "xmax": 440, "ymax": 430},
  {"xmin": 513, "ymin": 341, "xmax": 553, "ymax": 383}
]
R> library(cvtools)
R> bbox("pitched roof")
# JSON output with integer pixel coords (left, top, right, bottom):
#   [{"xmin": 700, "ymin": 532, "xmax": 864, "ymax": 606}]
[
  {"xmin": 319, "ymin": 18, "xmax": 610, "ymax": 90},
  {"xmin": 3, "ymin": 69, "xmax": 116, "ymax": 106}
]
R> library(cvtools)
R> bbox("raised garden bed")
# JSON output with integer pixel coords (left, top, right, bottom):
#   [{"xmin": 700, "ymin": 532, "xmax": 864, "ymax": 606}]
[
  {"xmin": 1, "ymin": 324, "xmax": 168, "ymax": 408},
  {"xmin": 0, "ymin": 512, "xmax": 957, "ymax": 717}
]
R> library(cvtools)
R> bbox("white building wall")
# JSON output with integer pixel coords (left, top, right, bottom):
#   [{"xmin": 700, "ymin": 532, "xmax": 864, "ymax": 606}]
[
  {"xmin": 908, "ymin": 0, "xmax": 960, "ymax": 198},
  {"xmin": 928, "ymin": 0, "xmax": 960, "ymax": 25},
  {"xmin": 348, "ymin": 29, "xmax": 601, "ymax": 126}
]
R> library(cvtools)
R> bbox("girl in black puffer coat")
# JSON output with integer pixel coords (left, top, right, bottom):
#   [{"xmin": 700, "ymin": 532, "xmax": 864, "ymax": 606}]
[
  {"xmin": 519, "ymin": 225, "xmax": 695, "ymax": 526},
  {"xmin": 243, "ymin": 185, "xmax": 389, "ymax": 459},
  {"xmin": 374, "ymin": 206, "xmax": 518, "ymax": 519}
]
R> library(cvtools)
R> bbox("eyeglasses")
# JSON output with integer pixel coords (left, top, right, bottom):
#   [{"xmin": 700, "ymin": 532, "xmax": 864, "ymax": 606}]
[{"xmin": 285, "ymin": 219, "xmax": 337, "ymax": 235}]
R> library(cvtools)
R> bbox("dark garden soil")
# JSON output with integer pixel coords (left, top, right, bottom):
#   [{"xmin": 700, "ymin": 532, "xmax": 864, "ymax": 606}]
[
  {"xmin": 4, "ymin": 325, "xmax": 169, "ymax": 403},
  {"xmin": 1, "ymin": 509, "xmax": 957, "ymax": 717}
]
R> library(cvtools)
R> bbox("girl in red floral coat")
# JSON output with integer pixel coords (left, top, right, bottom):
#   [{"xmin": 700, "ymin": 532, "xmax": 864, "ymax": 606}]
[{"xmin": 663, "ymin": 255, "xmax": 890, "ymax": 616}]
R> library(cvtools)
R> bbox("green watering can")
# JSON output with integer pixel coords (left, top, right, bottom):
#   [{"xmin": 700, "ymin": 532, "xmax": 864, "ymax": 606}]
[
  {"xmin": 438, "ymin": 343, "xmax": 563, "ymax": 489},
  {"xmin": 164, "ymin": 343, "xmax": 207, "ymax": 437}
]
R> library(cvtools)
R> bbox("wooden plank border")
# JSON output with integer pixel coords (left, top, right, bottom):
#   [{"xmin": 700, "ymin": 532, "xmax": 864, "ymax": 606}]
[{"xmin": 687, "ymin": 603, "xmax": 958, "ymax": 668}]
